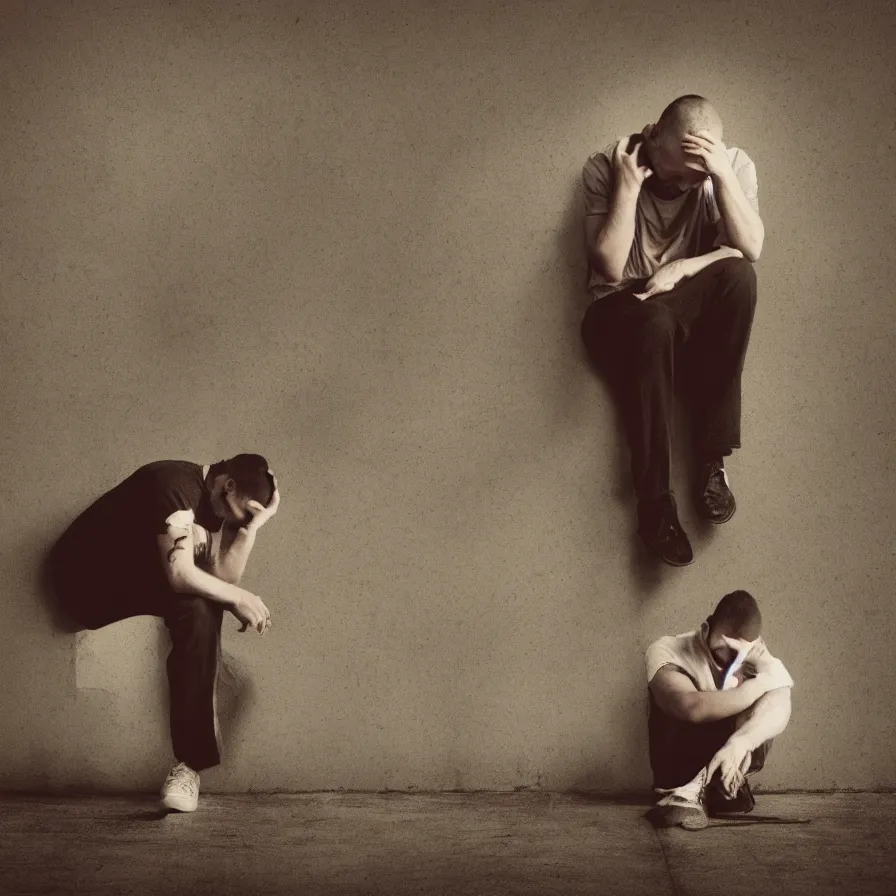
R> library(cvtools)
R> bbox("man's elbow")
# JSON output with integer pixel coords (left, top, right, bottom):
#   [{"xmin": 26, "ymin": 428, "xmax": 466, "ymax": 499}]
[
  {"xmin": 741, "ymin": 228, "xmax": 764, "ymax": 262},
  {"xmin": 761, "ymin": 686, "xmax": 792, "ymax": 718},
  {"xmin": 590, "ymin": 248, "xmax": 624, "ymax": 285},
  {"xmin": 601, "ymin": 260, "xmax": 626, "ymax": 285}
]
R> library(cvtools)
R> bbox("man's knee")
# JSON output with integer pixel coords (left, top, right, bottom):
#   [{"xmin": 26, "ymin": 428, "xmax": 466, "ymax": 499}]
[
  {"xmin": 637, "ymin": 304, "xmax": 677, "ymax": 344},
  {"xmin": 166, "ymin": 596, "xmax": 223, "ymax": 638},
  {"xmin": 715, "ymin": 256, "xmax": 757, "ymax": 296},
  {"xmin": 749, "ymin": 738, "xmax": 773, "ymax": 773},
  {"xmin": 47, "ymin": 553, "xmax": 103, "ymax": 631}
]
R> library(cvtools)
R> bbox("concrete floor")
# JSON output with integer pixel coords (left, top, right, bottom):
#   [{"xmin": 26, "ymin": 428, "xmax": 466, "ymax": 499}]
[{"xmin": 0, "ymin": 792, "xmax": 894, "ymax": 895}]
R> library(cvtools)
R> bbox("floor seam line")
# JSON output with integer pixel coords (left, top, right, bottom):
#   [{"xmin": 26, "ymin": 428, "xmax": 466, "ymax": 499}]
[{"xmin": 652, "ymin": 826, "xmax": 682, "ymax": 896}]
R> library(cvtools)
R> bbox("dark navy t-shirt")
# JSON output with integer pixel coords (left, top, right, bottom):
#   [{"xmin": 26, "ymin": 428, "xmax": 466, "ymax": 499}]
[{"xmin": 55, "ymin": 460, "xmax": 223, "ymax": 588}]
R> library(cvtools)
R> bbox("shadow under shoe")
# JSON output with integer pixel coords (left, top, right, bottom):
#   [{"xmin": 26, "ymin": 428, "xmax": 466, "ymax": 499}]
[
  {"xmin": 637, "ymin": 493, "xmax": 694, "ymax": 567},
  {"xmin": 697, "ymin": 459, "xmax": 737, "ymax": 524}
]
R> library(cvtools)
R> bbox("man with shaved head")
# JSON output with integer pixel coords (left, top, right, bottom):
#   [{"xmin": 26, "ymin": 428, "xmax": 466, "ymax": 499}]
[
  {"xmin": 581, "ymin": 95, "xmax": 763, "ymax": 566},
  {"xmin": 644, "ymin": 590, "xmax": 794, "ymax": 829}
]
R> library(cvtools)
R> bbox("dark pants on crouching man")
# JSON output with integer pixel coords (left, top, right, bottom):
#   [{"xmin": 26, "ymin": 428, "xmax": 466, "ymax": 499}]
[
  {"xmin": 48, "ymin": 540, "xmax": 223, "ymax": 772},
  {"xmin": 581, "ymin": 257, "xmax": 757, "ymax": 502},
  {"xmin": 648, "ymin": 695, "xmax": 771, "ymax": 793}
]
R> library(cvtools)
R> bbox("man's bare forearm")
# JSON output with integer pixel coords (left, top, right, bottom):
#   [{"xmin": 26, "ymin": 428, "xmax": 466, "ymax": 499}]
[
  {"xmin": 680, "ymin": 246, "xmax": 743, "ymax": 280},
  {"xmin": 714, "ymin": 169, "xmax": 764, "ymax": 261},
  {"xmin": 683, "ymin": 678, "xmax": 768, "ymax": 723},
  {"xmin": 593, "ymin": 183, "xmax": 639, "ymax": 282},
  {"xmin": 211, "ymin": 526, "xmax": 257, "ymax": 585},
  {"xmin": 728, "ymin": 688, "xmax": 792, "ymax": 752},
  {"xmin": 171, "ymin": 563, "xmax": 248, "ymax": 607}
]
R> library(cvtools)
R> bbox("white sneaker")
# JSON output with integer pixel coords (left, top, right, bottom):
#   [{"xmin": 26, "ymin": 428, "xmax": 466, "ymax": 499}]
[
  {"xmin": 161, "ymin": 762, "xmax": 200, "ymax": 812},
  {"xmin": 651, "ymin": 767, "xmax": 709, "ymax": 829}
]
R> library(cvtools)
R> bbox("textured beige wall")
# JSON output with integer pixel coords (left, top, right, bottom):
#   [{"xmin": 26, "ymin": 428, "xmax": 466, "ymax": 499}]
[{"xmin": 1, "ymin": 0, "xmax": 894, "ymax": 793}]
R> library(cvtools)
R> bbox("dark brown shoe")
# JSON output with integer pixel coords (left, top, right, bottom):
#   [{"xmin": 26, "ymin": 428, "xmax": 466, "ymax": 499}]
[
  {"xmin": 698, "ymin": 459, "xmax": 737, "ymax": 524},
  {"xmin": 706, "ymin": 777, "xmax": 755, "ymax": 817},
  {"xmin": 637, "ymin": 494, "xmax": 694, "ymax": 567}
]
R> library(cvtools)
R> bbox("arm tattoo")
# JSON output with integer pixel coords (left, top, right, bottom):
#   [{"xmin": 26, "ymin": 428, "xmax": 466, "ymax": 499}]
[{"xmin": 167, "ymin": 535, "xmax": 187, "ymax": 563}]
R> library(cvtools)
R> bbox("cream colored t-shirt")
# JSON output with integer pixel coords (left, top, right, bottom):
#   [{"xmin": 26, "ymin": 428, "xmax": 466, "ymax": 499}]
[
  {"xmin": 646, "ymin": 630, "xmax": 794, "ymax": 693},
  {"xmin": 583, "ymin": 137, "xmax": 760, "ymax": 299}
]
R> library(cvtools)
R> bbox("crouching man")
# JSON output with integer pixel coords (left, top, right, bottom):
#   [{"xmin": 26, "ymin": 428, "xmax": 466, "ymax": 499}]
[
  {"xmin": 644, "ymin": 590, "xmax": 793, "ymax": 830},
  {"xmin": 48, "ymin": 455, "xmax": 279, "ymax": 813}
]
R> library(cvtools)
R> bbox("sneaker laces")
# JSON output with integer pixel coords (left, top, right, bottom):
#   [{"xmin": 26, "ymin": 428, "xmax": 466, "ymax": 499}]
[
  {"xmin": 164, "ymin": 762, "xmax": 198, "ymax": 797},
  {"xmin": 657, "ymin": 766, "xmax": 708, "ymax": 807}
]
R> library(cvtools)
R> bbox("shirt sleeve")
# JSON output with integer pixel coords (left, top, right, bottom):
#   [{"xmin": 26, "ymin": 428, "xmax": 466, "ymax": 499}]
[
  {"xmin": 646, "ymin": 638, "xmax": 686, "ymax": 685},
  {"xmin": 146, "ymin": 466, "xmax": 204, "ymax": 535},
  {"xmin": 732, "ymin": 149, "xmax": 760, "ymax": 215},
  {"xmin": 192, "ymin": 522, "xmax": 213, "ymax": 568},
  {"xmin": 582, "ymin": 148, "xmax": 615, "ymax": 223},
  {"xmin": 712, "ymin": 147, "xmax": 760, "ymax": 246}
]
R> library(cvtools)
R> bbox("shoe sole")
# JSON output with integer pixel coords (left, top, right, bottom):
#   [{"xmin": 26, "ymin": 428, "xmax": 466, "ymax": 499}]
[
  {"xmin": 638, "ymin": 535, "xmax": 695, "ymax": 567},
  {"xmin": 161, "ymin": 795, "xmax": 198, "ymax": 813},
  {"xmin": 703, "ymin": 497, "xmax": 737, "ymax": 525},
  {"xmin": 680, "ymin": 812, "xmax": 709, "ymax": 830},
  {"xmin": 646, "ymin": 805, "xmax": 708, "ymax": 830},
  {"xmin": 659, "ymin": 553, "xmax": 695, "ymax": 567}
]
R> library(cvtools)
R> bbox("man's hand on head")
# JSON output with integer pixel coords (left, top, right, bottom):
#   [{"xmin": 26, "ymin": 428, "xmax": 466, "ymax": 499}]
[
  {"xmin": 244, "ymin": 474, "xmax": 280, "ymax": 533},
  {"xmin": 613, "ymin": 136, "xmax": 653, "ymax": 193},
  {"xmin": 680, "ymin": 129, "xmax": 733, "ymax": 179}
]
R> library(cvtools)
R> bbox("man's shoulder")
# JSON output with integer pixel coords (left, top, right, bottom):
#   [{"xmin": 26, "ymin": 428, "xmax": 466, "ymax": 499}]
[
  {"xmin": 134, "ymin": 460, "xmax": 204, "ymax": 498},
  {"xmin": 583, "ymin": 139, "xmax": 624, "ymax": 174},
  {"xmin": 648, "ymin": 630, "xmax": 696, "ymax": 650},
  {"xmin": 646, "ymin": 631, "xmax": 701, "ymax": 667},
  {"xmin": 645, "ymin": 631, "xmax": 702, "ymax": 685},
  {"xmin": 137, "ymin": 459, "xmax": 201, "ymax": 479},
  {"xmin": 726, "ymin": 145, "xmax": 756, "ymax": 172}
]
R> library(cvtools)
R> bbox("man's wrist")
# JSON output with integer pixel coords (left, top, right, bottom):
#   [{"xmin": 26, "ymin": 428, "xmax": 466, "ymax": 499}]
[
  {"xmin": 727, "ymin": 731, "xmax": 755, "ymax": 753},
  {"xmin": 712, "ymin": 166, "xmax": 739, "ymax": 193},
  {"xmin": 613, "ymin": 179, "xmax": 642, "ymax": 205}
]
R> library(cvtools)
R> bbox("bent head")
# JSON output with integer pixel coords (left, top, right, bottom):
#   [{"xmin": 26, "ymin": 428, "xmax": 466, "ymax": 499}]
[
  {"xmin": 703, "ymin": 589, "xmax": 762, "ymax": 669},
  {"xmin": 644, "ymin": 94, "xmax": 723, "ymax": 195},
  {"xmin": 208, "ymin": 454, "xmax": 275, "ymax": 525}
]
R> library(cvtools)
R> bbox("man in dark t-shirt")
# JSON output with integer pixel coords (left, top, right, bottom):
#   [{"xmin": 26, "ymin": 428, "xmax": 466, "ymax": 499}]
[{"xmin": 49, "ymin": 454, "xmax": 279, "ymax": 813}]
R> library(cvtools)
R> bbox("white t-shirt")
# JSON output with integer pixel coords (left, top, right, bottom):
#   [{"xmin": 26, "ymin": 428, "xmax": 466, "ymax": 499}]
[
  {"xmin": 582, "ymin": 136, "xmax": 760, "ymax": 299},
  {"xmin": 646, "ymin": 630, "xmax": 794, "ymax": 693}
]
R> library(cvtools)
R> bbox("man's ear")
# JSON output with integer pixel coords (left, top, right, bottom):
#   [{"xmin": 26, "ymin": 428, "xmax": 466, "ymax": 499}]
[{"xmin": 223, "ymin": 476, "xmax": 237, "ymax": 495}]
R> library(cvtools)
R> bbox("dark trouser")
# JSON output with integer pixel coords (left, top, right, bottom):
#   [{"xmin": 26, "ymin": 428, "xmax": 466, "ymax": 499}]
[
  {"xmin": 580, "ymin": 257, "xmax": 757, "ymax": 500},
  {"xmin": 48, "ymin": 540, "xmax": 223, "ymax": 772},
  {"xmin": 648, "ymin": 698, "xmax": 771, "ymax": 790}
]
